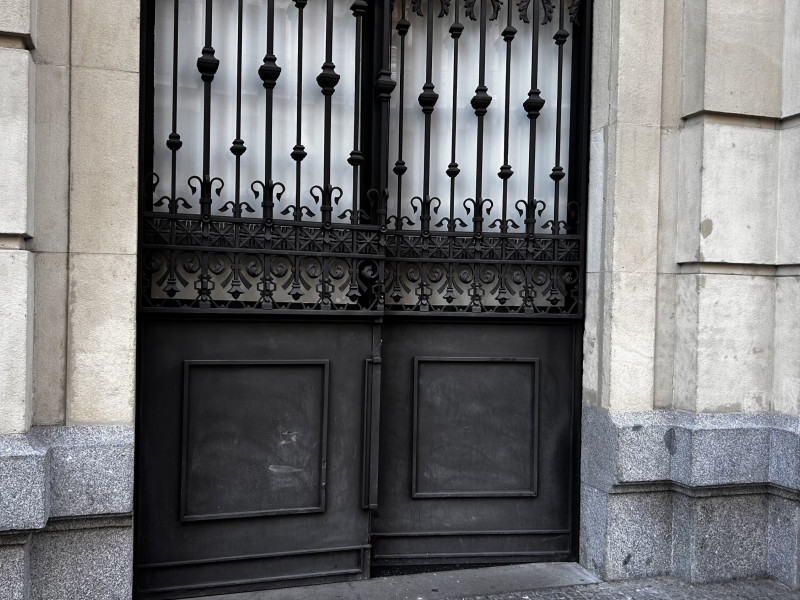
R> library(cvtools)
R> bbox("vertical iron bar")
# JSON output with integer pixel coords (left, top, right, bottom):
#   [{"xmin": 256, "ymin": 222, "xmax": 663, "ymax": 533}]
[
  {"xmin": 419, "ymin": 0, "xmax": 438, "ymax": 219},
  {"xmin": 447, "ymin": 2, "xmax": 462, "ymax": 231},
  {"xmin": 523, "ymin": 0, "xmax": 544, "ymax": 236},
  {"xmin": 498, "ymin": 7, "xmax": 516, "ymax": 233},
  {"xmin": 197, "ymin": 0, "xmax": 219, "ymax": 221},
  {"xmin": 230, "ymin": 0, "xmax": 246, "ymax": 217},
  {"xmin": 291, "ymin": 1, "xmax": 308, "ymax": 220},
  {"xmin": 316, "ymin": 0, "xmax": 340, "ymax": 227},
  {"xmin": 551, "ymin": 1, "xmax": 569, "ymax": 234},
  {"xmin": 167, "ymin": 0, "xmax": 182, "ymax": 215},
  {"xmin": 256, "ymin": 0, "xmax": 281, "ymax": 310},
  {"xmin": 470, "ymin": 0, "xmax": 492, "ymax": 235},
  {"xmin": 195, "ymin": 0, "xmax": 219, "ymax": 308},
  {"xmin": 258, "ymin": 0, "xmax": 281, "ymax": 223},
  {"xmin": 349, "ymin": 1, "xmax": 367, "ymax": 223},
  {"xmin": 393, "ymin": 3, "xmax": 409, "ymax": 228}
]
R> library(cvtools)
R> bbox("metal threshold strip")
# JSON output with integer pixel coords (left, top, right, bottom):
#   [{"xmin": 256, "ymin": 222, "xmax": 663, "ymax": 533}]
[{"xmin": 201, "ymin": 562, "xmax": 599, "ymax": 600}]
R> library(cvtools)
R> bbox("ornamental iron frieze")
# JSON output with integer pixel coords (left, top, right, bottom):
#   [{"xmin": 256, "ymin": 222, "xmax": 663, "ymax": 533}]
[{"xmin": 142, "ymin": 0, "xmax": 587, "ymax": 317}]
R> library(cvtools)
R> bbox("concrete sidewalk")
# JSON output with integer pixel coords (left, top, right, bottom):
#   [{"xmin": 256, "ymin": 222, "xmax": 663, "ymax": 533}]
[
  {"xmin": 463, "ymin": 576, "xmax": 798, "ymax": 600},
  {"xmin": 204, "ymin": 563, "xmax": 797, "ymax": 600}
]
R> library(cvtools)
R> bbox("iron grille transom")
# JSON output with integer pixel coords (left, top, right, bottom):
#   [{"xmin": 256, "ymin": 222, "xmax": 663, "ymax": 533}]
[{"xmin": 140, "ymin": 0, "xmax": 590, "ymax": 317}]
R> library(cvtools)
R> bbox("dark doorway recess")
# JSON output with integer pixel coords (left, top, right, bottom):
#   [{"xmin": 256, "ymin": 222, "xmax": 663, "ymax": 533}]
[{"xmin": 135, "ymin": 0, "xmax": 591, "ymax": 597}]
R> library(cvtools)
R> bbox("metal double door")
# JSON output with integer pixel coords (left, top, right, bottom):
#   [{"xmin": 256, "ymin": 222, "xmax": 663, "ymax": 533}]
[{"xmin": 135, "ymin": 315, "xmax": 578, "ymax": 598}]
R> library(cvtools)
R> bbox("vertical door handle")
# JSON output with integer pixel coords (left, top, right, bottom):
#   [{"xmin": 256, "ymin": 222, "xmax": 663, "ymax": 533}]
[{"xmin": 362, "ymin": 357, "xmax": 381, "ymax": 509}]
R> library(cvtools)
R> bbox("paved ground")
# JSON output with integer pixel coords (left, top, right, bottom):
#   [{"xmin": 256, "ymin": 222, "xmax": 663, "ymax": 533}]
[
  {"xmin": 206, "ymin": 563, "xmax": 798, "ymax": 600},
  {"xmin": 463, "ymin": 577, "xmax": 799, "ymax": 600}
]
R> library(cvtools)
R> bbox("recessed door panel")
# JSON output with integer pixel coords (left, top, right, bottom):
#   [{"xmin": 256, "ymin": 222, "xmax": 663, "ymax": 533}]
[
  {"xmin": 372, "ymin": 320, "xmax": 577, "ymax": 567},
  {"xmin": 136, "ymin": 318, "xmax": 373, "ymax": 598}
]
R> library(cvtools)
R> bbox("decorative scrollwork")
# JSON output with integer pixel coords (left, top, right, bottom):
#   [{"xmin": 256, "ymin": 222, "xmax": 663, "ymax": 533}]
[
  {"xmin": 568, "ymin": 0, "xmax": 582, "ymax": 23},
  {"xmin": 466, "ymin": 0, "xmax": 506, "ymax": 21},
  {"xmin": 540, "ymin": 0, "xmax": 554, "ymax": 24}
]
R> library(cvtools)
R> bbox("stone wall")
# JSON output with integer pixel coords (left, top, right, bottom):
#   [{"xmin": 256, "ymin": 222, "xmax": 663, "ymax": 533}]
[
  {"xmin": 0, "ymin": 0, "xmax": 137, "ymax": 598},
  {"xmin": 1, "ymin": 0, "xmax": 798, "ymax": 598},
  {"xmin": 582, "ymin": 0, "xmax": 800, "ymax": 588}
]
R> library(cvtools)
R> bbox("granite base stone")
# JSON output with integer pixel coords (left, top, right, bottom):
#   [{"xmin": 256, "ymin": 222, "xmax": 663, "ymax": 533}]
[
  {"xmin": 0, "ymin": 426, "xmax": 134, "ymax": 599},
  {"xmin": 673, "ymin": 493, "xmax": 769, "ymax": 582},
  {"xmin": 28, "ymin": 426, "xmax": 134, "ymax": 517},
  {"xmin": 0, "ymin": 534, "xmax": 30, "ymax": 600},
  {"xmin": 769, "ymin": 496, "xmax": 800, "ymax": 589},
  {"xmin": 580, "ymin": 407, "xmax": 800, "ymax": 589},
  {"xmin": 0, "ymin": 436, "xmax": 48, "ymax": 531},
  {"xmin": 604, "ymin": 491, "xmax": 673, "ymax": 580},
  {"xmin": 29, "ymin": 521, "xmax": 132, "ymax": 600}
]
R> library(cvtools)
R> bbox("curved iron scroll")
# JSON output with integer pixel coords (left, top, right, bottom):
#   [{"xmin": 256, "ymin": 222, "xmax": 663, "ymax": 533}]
[{"xmin": 140, "ymin": 0, "xmax": 589, "ymax": 318}]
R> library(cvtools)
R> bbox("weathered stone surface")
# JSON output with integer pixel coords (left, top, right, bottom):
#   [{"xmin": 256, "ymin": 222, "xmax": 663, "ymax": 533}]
[
  {"xmin": 654, "ymin": 274, "xmax": 676, "ymax": 410},
  {"xmin": 29, "ymin": 523, "xmax": 132, "ymax": 600},
  {"xmin": 0, "ymin": 0, "xmax": 33, "ymax": 39},
  {"xmin": 31, "ymin": 0, "xmax": 70, "ymax": 66},
  {"xmin": 71, "ymin": 0, "xmax": 140, "ymax": 73},
  {"xmin": 611, "ymin": 124, "xmax": 660, "ymax": 273},
  {"xmin": 673, "ymin": 273, "xmax": 774, "ymax": 414},
  {"xmin": 698, "ymin": 124, "xmax": 778, "ymax": 265},
  {"xmin": 677, "ymin": 494, "xmax": 769, "ymax": 583},
  {"xmin": 32, "ymin": 252, "xmax": 67, "ymax": 426},
  {"xmin": 581, "ymin": 272, "xmax": 601, "ymax": 408},
  {"xmin": 773, "ymin": 276, "xmax": 800, "ymax": 417},
  {"xmin": 28, "ymin": 426, "xmax": 134, "ymax": 518},
  {"xmin": 30, "ymin": 63, "xmax": 70, "ymax": 254},
  {"xmin": 0, "ymin": 535, "xmax": 29, "ymax": 600},
  {"xmin": 607, "ymin": 272, "xmax": 657, "ymax": 412},
  {"xmin": 589, "ymin": 1, "xmax": 613, "ymax": 131},
  {"xmin": 582, "ymin": 407, "xmax": 800, "ymax": 491},
  {"xmin": 769, "ymin": 496, "xmax": 800, "ymax": 589},
  {"xmin": 581, "ymin": 408, "xmax": 800, "ymax": 587},
  {"xmin": 579, "ymin": 483, "xmax": 609, "ymax": 579},
  {"xmin": 68, "ymin": 67, "xmax": 138, "ymax": 255},
  {"xmin": 66, "ymin": 253, "xmax": 136, "ymax": 426},
  {"xmin": 0, "ymin": 436, "xmax": 47, "ymax": 531},
  {"xmin": 778, "ymin": 126, "xmax": 800, "ymax": 265},
  {"xmin": 0, "ymin": 250, "xmax": 33, "ymax": 435},
  {"xmin": 615, "ymin": 0, "xmax": 664, "ymax": 128},
  {"xmin": 0, "ymin": 48, "xmax": 33, "ymax": 236},
  {"xmin": 694, "ymin": 274, "xmax": 773, "ymax": 413},
  {"xmin": 682, "ymin": 0, "xmax": 783, "ymax": 118},
  {"xmin": 680, "ymin": 0, "xmax": 707, "ymax": 117},
  {"xmin": 784, "ymin": 3, "xmax": 800, "ymax": 118},
  {"xmin": 703, "ymin": 0, "xmax": 784, "ymax": 118},
  {"xmin": 605, "ymin": 492, "xmax": 673, "ymax": 581}
]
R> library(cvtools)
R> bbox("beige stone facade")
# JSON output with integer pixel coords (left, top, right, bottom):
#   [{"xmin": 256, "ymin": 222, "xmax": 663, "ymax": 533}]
[{"xmin": 0, "ymin": 0, "xmax": 798, "ymax": 597}]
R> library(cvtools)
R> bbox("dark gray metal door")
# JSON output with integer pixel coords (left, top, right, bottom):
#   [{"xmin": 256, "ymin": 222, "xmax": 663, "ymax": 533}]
[
  {"xmin": 372, "ymin": 321, "xmax": 578, "ymax": 569},
  {"xmin": 136, "ymin": 318, "xmax": 376, "ymax": 597},
  {"xmin": 136, "ymin": 0, "xmax": 590, "ymax": 596}
]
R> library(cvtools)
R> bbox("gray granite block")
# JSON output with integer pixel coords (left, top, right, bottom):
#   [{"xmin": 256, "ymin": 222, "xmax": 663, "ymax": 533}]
[
  {"xmin": 581, "ymin": 407, "xmax": 800, "ymax": 492},
  {"xmin": 768, "ymin": 496, "xmax": 800, "ymax": 589},
  {"xmin": 0, "ymin": 534, "xmax": 30, "ymax": 600},
  {"xmin": 0, "ymin": 435, "xmax": 48, "ymax": 531},
  {"xmin": 687, "ymin": 427, "xmax": 771, "ymax": 486},
  {"xmin": 28, "ymin": 426, "xmax": 134, "ymax": 518},
  {"xmin": 29, "ymin": 522, "xmax": 132, "ymax": 600},
  {"xmin": 603, "ymin": 491, "xmax": 673, "ymax": 581},
  {"xmin": 677, "ymin": 494, "xmax": 769, "ymax": 583},
  {"xmin": 614, "ymin": 415, "xmax": 672, "ymax": 484},
  {"xmin": 580, "ymin": 483, "xmax": 609, "ymax": 578},
  {"xmin": 580, "ymin": 407, "xmax": 618, "ymax": 492},
  {"xmin": 670, "ymin": 494, "xmax": 692, "ymax": 581},
  {"xmin": 770, "ymin": 428, "xmax": 800, "ymax": 490},
  {"xmin": 666, "ymin": 426, "xmax": 694, "ymax": 484}
]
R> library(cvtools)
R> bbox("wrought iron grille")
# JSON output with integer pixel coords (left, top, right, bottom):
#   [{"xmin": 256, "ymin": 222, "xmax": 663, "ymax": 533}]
[{"xmin": 140, "ymin": 0, "xmax": 590, "ymax": 317}]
